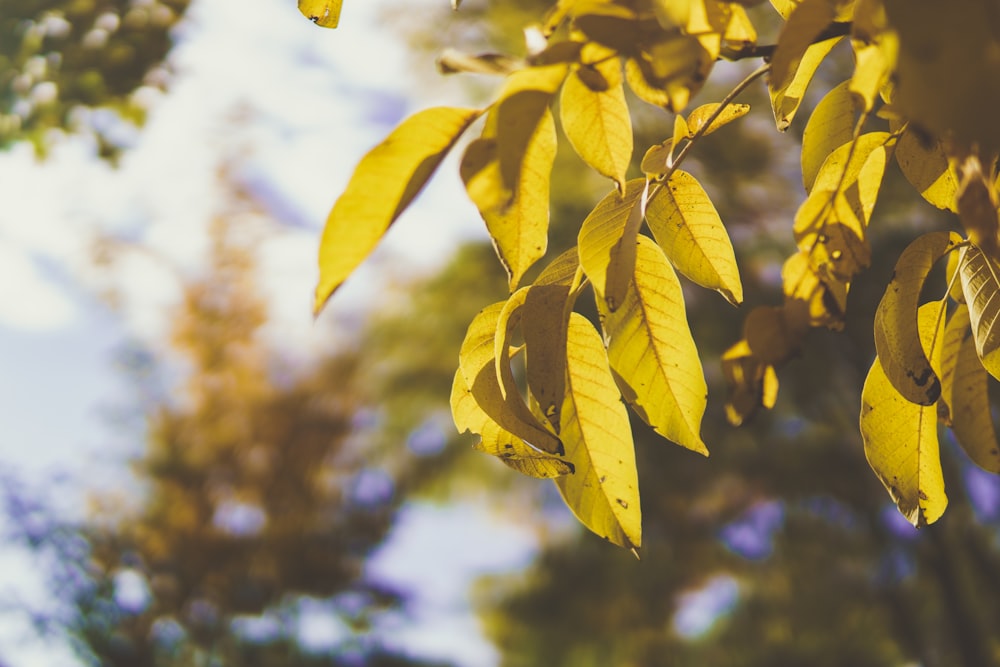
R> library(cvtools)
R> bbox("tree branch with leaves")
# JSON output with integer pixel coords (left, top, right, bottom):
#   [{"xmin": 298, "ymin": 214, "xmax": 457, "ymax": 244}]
[{"xmin": 311, "ymin": 0, "xmax": 1000, "ymax": 549}]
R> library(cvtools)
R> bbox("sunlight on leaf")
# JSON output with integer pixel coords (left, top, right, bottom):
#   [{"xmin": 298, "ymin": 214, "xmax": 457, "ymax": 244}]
[
  {"xmin": 861, "ymin": 314, "xmax": 947, "ymax": 528},
  {"xmin": 495, "ymin": 64, "xmax": 569, "ymax": 195},
  {"xmin": 801, "ymin": 81, "xmax": 858, "ymax": 192},
  {"xmin": 686, "ymin": 102, "xmax": 750, "ymax": 138},
  {"xmin": 641, "ymin": 139, "xmax": 674, "ymax": 176},
  {"xmin": 895, "ymin": 129, "xmax": 959, "ymax": 213},
  {"xmin": 646, "ymin": 170, "xmax": 743, "ymax": 305},
  {"xmin": 557, "ymin": 313, "xmax": 642, "ymax": 549},
  {"xmin": 769, "ymin": 0, "xmax": 836, "ymax": 113},
  {"xmin": 769, "ymin": 33, "xmax": 842, "ymax": 131},
  {"xmin": 578, "ymin": 179, "xmax": 647, "ymax": 311},
  {"xmin": 461, "ymin": 109, "xmax": 557, "ymax": 289},
  {"xmin": 315, "ymin": 106, "xmax": 482, "ymax": 313},
  {"xmin": 602, "ymin": 236, "xmax": 709, "ymax": 455},
  {"xmin": 560, "ymin": 53, "xmax": 633, "ymax": 193}
]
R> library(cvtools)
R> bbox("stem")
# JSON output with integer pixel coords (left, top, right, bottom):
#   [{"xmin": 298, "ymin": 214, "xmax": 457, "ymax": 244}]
[
  {"xmin": 661, "ymin": 61, "xmax": 772, "ymax": 183},
  {"xmin": 720, "ymin": 21, "xmax": 853, "ymax": 62}
]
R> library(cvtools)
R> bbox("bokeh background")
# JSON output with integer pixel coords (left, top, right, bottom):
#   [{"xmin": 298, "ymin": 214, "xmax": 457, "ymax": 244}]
[{"xmin": 1, "ymin": 0, "xmax": 999, "ymax": 665}]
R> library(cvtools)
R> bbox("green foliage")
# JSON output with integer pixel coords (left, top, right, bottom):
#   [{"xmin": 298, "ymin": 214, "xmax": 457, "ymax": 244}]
[
  {"xmin": 0, "ymin": 0, "xmax": 189, "ymax": 158},
  {"xmin": 314, "ymin": 0, "xmax": 1000, "ymax": 544}
]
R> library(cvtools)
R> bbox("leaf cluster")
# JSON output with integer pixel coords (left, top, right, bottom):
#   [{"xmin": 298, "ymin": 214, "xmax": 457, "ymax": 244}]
[{"xmin": 314, "ymin": 0, "xmax": 1000, "ymax": 546}]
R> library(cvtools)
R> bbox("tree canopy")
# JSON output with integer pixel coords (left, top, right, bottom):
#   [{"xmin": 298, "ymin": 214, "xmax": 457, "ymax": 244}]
[
  {"xmin": 0, "ymin": 0, "xmax": 189, "ymax": 158},
  {"xmin": 312, "ymin": 0, "xmax": 1000, "ymax": 550}
]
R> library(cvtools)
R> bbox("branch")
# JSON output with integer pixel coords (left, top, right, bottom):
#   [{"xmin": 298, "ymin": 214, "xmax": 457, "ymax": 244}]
[{"xmin": 720, "ymin": 21, "xmax": 853, "ymax": 62}]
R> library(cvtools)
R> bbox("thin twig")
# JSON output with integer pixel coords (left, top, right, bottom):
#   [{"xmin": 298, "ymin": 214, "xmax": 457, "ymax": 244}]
[{"xmin": 662, "ymin": 61, "xmax": 772, "ymax": 183}]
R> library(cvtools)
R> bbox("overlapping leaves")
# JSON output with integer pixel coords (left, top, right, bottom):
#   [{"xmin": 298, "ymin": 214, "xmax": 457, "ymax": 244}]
[{"xmin": 311, "ymin": 0, "xmax": 1000, "ymax": 544}]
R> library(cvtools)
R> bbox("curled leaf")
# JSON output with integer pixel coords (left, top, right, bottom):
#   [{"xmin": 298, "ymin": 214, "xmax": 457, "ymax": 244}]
[
  {"xmin": 451, "ymin": 370, "xmax": 573, "ymax": 479},
  {"xmin": 458, "ymin": 303, "xmax": 563, "ymax": 454},
  {"xmin": 874, "ymin": 231, "xmax": 963, "ymax": 405}
]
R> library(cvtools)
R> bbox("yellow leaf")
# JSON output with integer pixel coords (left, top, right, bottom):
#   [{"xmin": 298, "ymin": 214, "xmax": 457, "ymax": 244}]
[
  {"xmin": 461, "ymin": 109, "xmax": 557, "ymax": 289},
  {"xmin": 768, "ymin": 0, "xmax": 797, "ymax": 19},
  {"xmin": 801, "ymin": 81, "xmax": 859, "ymax": 192},
  {"xmin": 578, "ymin": 179, "xmax": 647, "ymax": 311},
  {"xmin": 556, "ymin": 313, "xmax": 642, "ymax": 549},
  {"xmin": 624, "ymin": 35, "xmax": 712, "ymax": 112},
  {"xmin": 646, "ymin": 170, "xmax": 743, "ymax": 305},
  {"xmin": 782, "ymin": 250, "xmax": 846, "ymax": 329},
  {"xmin": 640, "ymin": 139, "xmax": 674, "ymax": 176},
  {"xmin": 458, "ymin": 303, "xmax": 563, "ymax": 454},
  {"xmin": 769, "ymin": 0, "xmax": 836, "ymax": 97},
  {"xmin": 873, "ymin": 231, "xmax": 963, "ymax": 405},
  {"xmin": 523, "ymin": 249, "xmax": 582, "ymax": 433},
  {"xmin": 721, "ymin": 339, "xmax": 778, "ymax": 426},
  {"xmin": 895, "ymin": 129, "xmax": 959, "ymax": 213},
  {"xmin": 769, "ymin": 34, "xmax": 843, "ymax": 131},
  {"xmin": 686, "ymin": 102, "xmax": 751, "ymax": 138},
  {"xmin": 793, "ymin": 189, "xmax": 870, "ymax": 281},
  {"xmin": 451, "ymin": 370, "xmax": 573, "ymax": 479},
  {"xmin": 672, "ymin": 113, "xmax": 689, "ymax": 156},
  {"xmin": 916, "ymin": 300, "xmax": 947, "ymax": 379},
  {"xmin": 560, "ymin": 56, "xmax": 633, "ymax": 193},
  {"xmin": 948, "ymin": 326, "xmax": 1000, "ymax": 474},
  {"xmin": 314, "ymin": 107, "xmax": 482, "ymax": 313},
  {"xmin": 945, "ymin": 246, "xmax": 966, "ymax": 304},
  {"xmin": 495, "ymin": 64, "xmax": 569, "ymax": 195},
  {"xmin": 686, "ymin": 0, "xmax": 726, "ymax": 60},
  {"xmin": 298, "ymin": 0, "xmax": 342, "ymax": 27},
  {"xmin": 602, "ymin": 236, "xmax": 709, "ymax": 455},
  {"xmin": 959, "ymin": 246, "xmax": 1000, "ymax": 381},
  {"xmin": 860, "ymin": 355, "xmax": 946, "ymax": 528},
  {"xmin": 624, "ymin": 57, "xmax": 673, "ymax": 109},
  {"xmin": 956, "ymin": 154, "xmax": 1000, "ymax": 258},
  {"xmin": 651, "ymin": 0, "xmax": 691, "ymax": 28},
  {"xmin": 937, "ymin": 304, "xmax": 970, "ymax": 426},
  {"xmin": 809, "ymin": 131, "xmax": 891, "ymax": 198},
  {"xmin": 722, "ymin": 4, "xmax": 758, "ymax": 46}
]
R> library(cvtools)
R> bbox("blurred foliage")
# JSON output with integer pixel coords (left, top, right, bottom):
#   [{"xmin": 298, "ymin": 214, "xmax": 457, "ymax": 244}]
[
  {"xmin": 2, "ymin": 202, "xmax": 461, "ymax": 664},
  {"xmin": 0, "ymin": 0, "xmax": 189, "ymax": 158}
]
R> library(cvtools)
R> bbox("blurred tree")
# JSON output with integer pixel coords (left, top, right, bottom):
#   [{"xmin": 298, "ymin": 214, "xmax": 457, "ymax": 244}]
[
  {"xmin": 0, "ymin": 0, "xmax": 189, "ymax": 158},
  {"xmin": 1, "ymin": 203, "xmax": 458, "ymax": 665}
]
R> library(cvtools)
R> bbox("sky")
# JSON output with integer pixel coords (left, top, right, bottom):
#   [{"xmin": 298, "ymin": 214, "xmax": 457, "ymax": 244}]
[{"xmin": 0, "ymin": 0, "xmax": 539, "ymax": 664}]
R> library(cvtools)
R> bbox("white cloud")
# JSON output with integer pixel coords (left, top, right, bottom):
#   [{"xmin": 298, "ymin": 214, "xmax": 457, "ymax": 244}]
[{"xmin": 0, "ymin": 245, "xmax": 77, "ymax": 331}]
